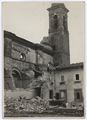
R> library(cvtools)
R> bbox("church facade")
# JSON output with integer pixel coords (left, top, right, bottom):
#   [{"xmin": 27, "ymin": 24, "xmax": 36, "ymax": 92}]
[{"xmin": 4, "ymin": 3, "xmax": 84, "ymax": 106}]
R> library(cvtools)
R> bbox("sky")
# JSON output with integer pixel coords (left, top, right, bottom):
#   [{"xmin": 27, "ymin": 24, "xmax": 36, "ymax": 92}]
[{"xmin": 2, "ymin": 2, "xmax": 84, "ymax": 64}]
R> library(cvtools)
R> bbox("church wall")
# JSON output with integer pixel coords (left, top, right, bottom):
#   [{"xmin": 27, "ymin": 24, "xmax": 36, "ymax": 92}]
[
  {"xmin": 4, "ymin": 33, "xmax": 53, "ymax": 94},
  {"xmin": 37, "ymin": 50, "xmax": 53, "ymax": 65},
  {"xmin": 43, "ymin": 52, "xmax": 53, "ymax": 65},
  {"xmin": 12, "ymin": 41, "xmax": 36, "ymax": 64},
  {"xmin": 4, "ymin": 57, "xmax": 12, "ymax": 70},
  {"xmin": 4, "ymin": 37, "xmax": 35, "ymax": 90}
]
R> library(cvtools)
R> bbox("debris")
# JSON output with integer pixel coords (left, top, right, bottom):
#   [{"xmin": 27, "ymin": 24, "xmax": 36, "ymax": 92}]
[{"xmin": 4, "ymin": 96, "xmax": 49, "ymax": 113}]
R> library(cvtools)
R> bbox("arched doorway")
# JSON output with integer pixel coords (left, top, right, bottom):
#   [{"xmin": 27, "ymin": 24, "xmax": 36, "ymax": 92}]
[{"xmin": 12, "ymin": 70, "xmax": 22, "ymax": 88}]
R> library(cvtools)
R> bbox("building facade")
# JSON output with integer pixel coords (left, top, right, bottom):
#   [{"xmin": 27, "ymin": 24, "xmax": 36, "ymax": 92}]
[
  {"xmin": 52, "ymin": 63, "xmax": 83, "ymax": 106},
  {"xmin": 4, "ymin": 3, "xmax": 84, "ymax": 106}
]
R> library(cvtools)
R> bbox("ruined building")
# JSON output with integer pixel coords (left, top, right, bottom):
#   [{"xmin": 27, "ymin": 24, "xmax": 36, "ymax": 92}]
[{"xmin": 4, "ymin": 3, "xmax": 84, "ymax": 105}]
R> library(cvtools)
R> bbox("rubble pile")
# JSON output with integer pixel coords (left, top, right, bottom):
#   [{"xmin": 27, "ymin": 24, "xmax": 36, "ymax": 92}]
[{"xmin": 4, "ymin": 96, "xmax": 49, "ymax": 113}]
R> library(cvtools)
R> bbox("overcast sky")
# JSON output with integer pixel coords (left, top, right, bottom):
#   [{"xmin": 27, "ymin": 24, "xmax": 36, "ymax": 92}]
[{"xmin": 2, "ymin": 2, "xmax": 84, "ymax": 64}]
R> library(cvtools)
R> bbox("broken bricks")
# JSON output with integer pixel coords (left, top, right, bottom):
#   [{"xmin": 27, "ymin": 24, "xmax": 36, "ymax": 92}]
[{"xmin": 4, "ymin": 96, "xmax": 49, "ymax": 113}]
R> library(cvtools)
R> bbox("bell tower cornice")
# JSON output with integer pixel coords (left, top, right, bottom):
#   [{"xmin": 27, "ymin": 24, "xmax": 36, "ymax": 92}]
[{"xmin": 47, "ymin": 3, "xmax": 69, "ymax": 13}]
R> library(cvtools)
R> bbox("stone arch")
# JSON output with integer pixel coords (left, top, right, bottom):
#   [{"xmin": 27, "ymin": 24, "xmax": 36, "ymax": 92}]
[
  {"xmin": 12, "ymin": 67, "xmax": 22, "ymax": 88},
  {"xmin": 12, "ymin": 67, "xmax": 22, "ymax": 78}
]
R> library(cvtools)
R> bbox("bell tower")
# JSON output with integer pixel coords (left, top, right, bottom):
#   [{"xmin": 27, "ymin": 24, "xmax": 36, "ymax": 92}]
[{"xmin": 48, "ymin": 3, "xmax": 70, "ymax": 66}]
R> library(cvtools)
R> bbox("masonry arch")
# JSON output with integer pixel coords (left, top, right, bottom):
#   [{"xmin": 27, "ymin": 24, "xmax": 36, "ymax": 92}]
[{"xmin": 12, "ymin": 68, "xmax": 22, "ymax": 88}]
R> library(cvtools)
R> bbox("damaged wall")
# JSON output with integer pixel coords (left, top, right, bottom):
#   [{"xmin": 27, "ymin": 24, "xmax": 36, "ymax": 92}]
[
  {"xmin": 12, "ymin": 41, "xmax": 36, "ymax": 63},
  {"xmin": 37, "ymin": 50, "xmax": 53, "ymax": 65},
  {"xmin": 4, "ymin": 31, "xmax": 53, "ymax": 102}
]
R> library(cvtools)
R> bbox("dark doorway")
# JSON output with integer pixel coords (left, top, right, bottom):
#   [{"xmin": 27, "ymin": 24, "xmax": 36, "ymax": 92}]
[
  {"xmin": 35, "ymin": 87, "xmax": 41, "ymax": 97},
  {"xmin": 49, "ymin": 90, "xmax": 53, "ymax": 99}
]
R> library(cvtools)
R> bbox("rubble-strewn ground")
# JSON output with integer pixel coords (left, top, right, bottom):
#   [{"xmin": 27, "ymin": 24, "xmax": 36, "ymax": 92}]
[
  {"xmin": 4, "ymin": 96, "xmax": 84, "ymax": 117},
  {"xmin": 4, "ymin": 96, "xmax": 49, "ymax": 113}
]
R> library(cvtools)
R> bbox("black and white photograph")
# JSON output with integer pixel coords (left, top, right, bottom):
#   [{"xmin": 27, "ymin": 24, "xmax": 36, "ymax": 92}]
[{"xmin": 2, "ymin": 1, "xmax": 85, "ymax": 118}]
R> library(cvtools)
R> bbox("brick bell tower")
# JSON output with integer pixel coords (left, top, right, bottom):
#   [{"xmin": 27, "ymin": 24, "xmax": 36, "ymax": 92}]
[{"xmin": 47, "ymin": 3, "xmax": 70, "ymax": 66}]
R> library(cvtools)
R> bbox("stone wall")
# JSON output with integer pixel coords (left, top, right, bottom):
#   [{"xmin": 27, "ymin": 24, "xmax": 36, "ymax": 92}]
[
  {"xmin": 12, "ymin": 41, "xmax": 36, "ymax": 64},
  {"xmin": 4, "ymin": 32, "xmax": 53, "ymax": 94},
  {"xmin": 37, "ymin": 50, "xmax": 53, "ymax": 65}
]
